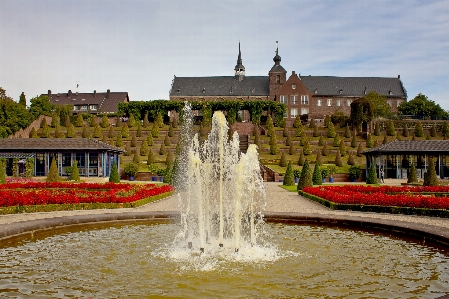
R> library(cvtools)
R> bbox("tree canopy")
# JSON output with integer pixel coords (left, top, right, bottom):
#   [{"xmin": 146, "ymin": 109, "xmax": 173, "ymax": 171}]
[
  {"xmin": 0, "ymin": 87, "xmax": 34, "ymax": 136},
  {"xmin": 397, "ymin": 93, "xmax": 448, "ymax": 119},
  {"xmin": 363, "ymin": 91, "xmax": 391, "ymax": 118},
  {"xmin": 29, "ymin": 95, "xmax": 55, "ymax": 118}
]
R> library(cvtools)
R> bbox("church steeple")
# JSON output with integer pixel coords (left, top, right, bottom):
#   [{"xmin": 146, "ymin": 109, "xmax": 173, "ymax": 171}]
[
  {"xmin": 234, "ymin": 42, "xmax": 245, "ymax": 81},
  {"xmin": 269, "ymin": 41, "xmax": 287, "ymax": 100}
]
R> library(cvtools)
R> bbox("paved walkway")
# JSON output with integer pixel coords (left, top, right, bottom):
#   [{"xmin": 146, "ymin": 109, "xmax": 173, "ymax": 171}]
[{"xmin": 1, "ymin": 182, "xmax": 448, "ymax": 229}]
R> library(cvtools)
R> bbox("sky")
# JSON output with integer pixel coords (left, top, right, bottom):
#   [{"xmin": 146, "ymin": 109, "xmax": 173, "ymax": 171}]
[{"xmin": 1, "ymin": 0, "xmax": 448, "ymax": 109}]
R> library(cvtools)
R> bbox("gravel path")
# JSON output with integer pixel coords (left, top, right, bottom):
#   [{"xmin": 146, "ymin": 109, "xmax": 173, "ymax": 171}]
[{"xmin": 1, "ymin": 182, "xmax": 449, "ymax": 229}]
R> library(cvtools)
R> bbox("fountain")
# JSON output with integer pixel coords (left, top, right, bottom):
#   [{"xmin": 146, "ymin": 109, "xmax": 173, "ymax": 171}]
[
  {"xmin": 173, "ymin": 105, "xmax": 266, "ymax": 256},
  {"xmin": 0, "ymin": 105, "xmax": 449, "ymax": 298}
]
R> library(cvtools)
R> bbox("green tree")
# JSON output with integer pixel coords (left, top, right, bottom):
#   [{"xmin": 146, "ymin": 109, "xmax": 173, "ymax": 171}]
[
  {"xmin": 402, "ymin": 123, "xmax": 409, "ymax": 137},
  {"xmin": 151, "ymin": 123, "xmax": 160, "ymax": 138},
  {"xmin": 121, "ymin": 123, "xmax": 130, "ymax": 138},
  {"xmin": 324, "ymin": 115, "xmax": 331, "ymax": 128},
  {"xmin": 29, "ymin": 127, "xmax": 38, "ymax": 138},
  {"xmin": 109, "ymin": 161, "xmax": 120, "ymax": 183},
  {"xmin": 75, "ymin": 114, "xmax": 84, "ymax": 127},
  {"xmin": 159, "ymin": 143, "xmax": 167, "ymax": 155},
  {"xmin": 147, "ymin": 150, "xmax": 155, "ymax": 165},
  {"xmin": 398, "ymin": 93, "xmax": 448, "ymax": 119},
  {"xmin": 0, "ymin": 159, "xmax": 6, "ymax": 184},
  {"xmin": 0, "ymin": 88, "xmax": 33, "ymax": 135},
  {"xmin": 168, "ymin": 125, "xmax": 174, "ymax": 137},
  {"xmin": 312, "ymin": 126, "xmax": 319, "ymax": 137},
  {"xmin": 93, "ymin": 124, "xmax": 102, "ymax": 138},
  {"xmin": 133, "ymin": 151, "xmax": 141, "ymax": 163},
  {"xmin": 82, "ymin": 125, "xmax": 90, "ymax": 138},
  {"xmin": 127, "ymin": 114, "xmax": 136, "ymax": 127},
  {"xmin": 351, "ymin": 133, "xmax": 357, "ymax": 148},
  {"xmin": 364, "ymin": 91, "xmax": 391, "ymax": 118},
  {"xmin": 283, "ymin": 161, "xmax": 295, "ymax": 186},
  {"xmin": 100, "ymin": 115, "xmax": 110, "ymax": 128},
  {"xmin": 366, "ymin": 162, "xmax": 377, "ymax": 184},
  {"xmin": 350, "ymin": 98, "xmax": 374, "ymax": 132},
  {"xmin": 124, "ymin": 142, "xmax": 131, "ymax": 156},
  {"xmin": 303, "ymin": 139, "xmax": 312, "ymax": 155},
  {"xmin": 266, "ymin": 114, "xmax": 274, "ymax": 135},
  {"xmin": 297, "ymin": 159, "xmax": 312, "ymax": 190},
  {"xmin": 414, "ymin": 122, "xmax": 424, "ymax": 137},
  {"xmin": 116, "ymin": 134, "xmax": 123, "ymax": 147},
  {"xmin": 347, "ymin": 152, "xmax": 355, "ymax": 165},
  {"xmin": 344, "ymin": 124, "xmax": 351, "ymax": 138},
  {"xmin": 164, "ymin": 134, "xmax": 171, "ymax": 146},
  {"xmin": 442, "ymin": 122, "xmax": 449, "ymax": 138},
  {"xmin": 269, "ymin": 132, "xmax": 278, "ymax": 155},
  {"xmin": 46, "ymin": 158, "xmax": 60, "ymax": 182},
  {"xmin": 285, "ymin": 134, "xmax": 291, "ymax": 146},
  {"xmin": 29, "ymin": 95, "xmax": 55, "ymax": 118},
  {"xmin": 318, "ymin": 135, "xmax": 324, "ymax": 146},
  {"xmin": 66, "ymin": 123, "xmax": 75, "ymax": 138},
  {"xmin": 131, "ymin": 133, "xmax": 137, "ymax": 147},
  {"xmin": 408, "ymin": 163, "xmax": 418, "ymax": 184},
  {"xmin": 322, "ymin": 143, "xmax": 329, "ymax": 156},
  {"xmin": 140, "ymin": 139, "xmax": 149, "ymax": 156},
  {"xmin": 327, "ymin": 122, "xmax": 336, "ymax": 138},
  {"xmin": 423, "ymin": 158, "xmax": 439, "ymax": 186},
  {"xmin": 316, "ymin": 150, "xmax": 323, "ymax": 165},
  {"xmin": 386, "ymin": 120, "xmax": 396, "ymax": 136},
  {"xmin": 309, "ymin": 118, "xmax": 316, "ymax": 129},
  {"xmin": 89, "ymin": 116, "xmax": 97, "ymax": 127},
  {"xmin": 155, "ymin": 113, "xmax": 164, "ymax": 128},
  {"xmin": 51, "ymin": 113, "xmax": 59, "ymax": 128},
  {"xmin": 70, "ymin": 160, "xmax": 80, "ymax": 181},
  {"xmin": 339, "ymin": 140, "xmax": 347, "ymax": 156},
  {"xmin": 335, "ymin": 150, "xmax": 343, "ymax": 167},
  {"xmin": 365, "ymin": 134, "xmax": 373, "ymax": 148},
  {"xmin": 288, "ymin": 140, "xmax": 295, "ymax": 155},
  {"xmin": 430, "ymin": 123, "xmax": 437, "ymax": 137},
  {"xmin": 19, "ymin": 92, "xmax": 26, "ymax": 107},
  {"xmin": 147, "ymin": 132, "xmax": 153, "ymax": 146},
  {"xmin": 298, "ymin": 149, "xmax": 305, "ymax": 166},
  {"xmin": 143, "ymin": 114, "xmax": 149, "ymax": 128},
  {"xmin": 374, "ymin": 122, "xmax": 381, "ymax": 136},
  {"xmin": 333, "ymin": 133, "xmax": 341, "ymax": 147},
  {"xmin": 54, "ymin": 125, "xmax": 62, "ymax": 138},
  {"xmin": 293, "ymin": 115, "xmax": 301, "ymax": 128},
  {"xmin": 41, "ymin": 122, "xmax": 50, "ymax": 138},
  {"xmin": 279, "ymin": 152, "xmax": 287, "ymax": 167},
  {"xmin": 357, "ymin": 142, "xmax": 363, "ymax": 157},
  {"xmin": 312, "ymin": 162, "xmax": 322, "ymax": 185}
]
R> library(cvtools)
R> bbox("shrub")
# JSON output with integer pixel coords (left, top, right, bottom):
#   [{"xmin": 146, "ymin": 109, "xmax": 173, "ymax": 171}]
[
  {"xmin": 140, "ymin": 139, "xmax": 149, "ymax": 156},
  {"xmin": 386, "ymin": 120, "xmax": 396, "ymax": 136},
  {"xmin": 69, "ymin": 160, "xmax": 80, "ymax": 182},
  {"xmin": 283, "ymin": 126, "xmax": 289, "ymax": 137},
  {"xmin": 166, "ymin": 151, "xmax": 174, "ymax": 165},
  {"xmin": 46, "ymin": 158, "xmax": 60, "ymax": 182},
  {"xmin": 51, "ymin": 113, "xmax": 59, "ymax": 128},
  {"xmin": 327, "ymin": 165, "xmax": 337, "ymax": 179},
  {"xmin": 29, "ymin": 127, "xmax": 38, "ymax": 138},
  {"xmin": 332, "ymin": 133, "xmax": 340, "ymax": 147},
  {"xmin": 40, "ymin": 117, "xmax": 47, "ymax": 129},
  {"xmin": 297, "ymin": 159, "xmax": 312, "ymax": 190},
  {"xmin": 366, "ymin": 163, "xmax": 377, "ymax": 184},
  {"xmin": 408, "ymin": 163, "xmax": 418, "ymax": 184},
  {"xmin": 344, "ymin": 125, "xmax": 351, "ymax": 138},
  {"xmin": 136, "ymin": 123, "xmax": 143, "ymax": 137},
  {"xmin": 107, "ymin": 125, "xmax": 114, "ymax": 138},
  {"xmin": 124, "ymin": 162, "xmax": 139, "ymax": 177},
  {"xmin": 309, "ymin": 118, "xmax": 316, "ymax": 129},
  {"xmin": 403, "ymin": 123, "xmax": 409, "ymax": 137},
  {"xmin": 351, "ymin": 133, "xmax": 357, "ymax": 148},
  {"xmin": 121, "ymin": 123, "xmax": 130, "ymax": 138},
  {"xmin": 90, "ymin": 116, "xmax": 97, "ymax": 127},
  {"xmin": 318, "ymin": 135, "xmax": 324, "ymax": 146},
  {"xmin": 124, "ymin": 142, "xmax": 131, "ymax": 156},
  {"xmin": 316, "ymin": 150, "xmax": 323, "ymax": 166},
  {"xmin": 430, "ymin": 123, "xmax": 437, "ymax": 137},
  {"xmin": 295, "ymin": 126, "xmax": 303, "ymax": 137},
  {"xmin": 66, "ymin": 124, "xmax": 75, "ymax": 138},
  {"xmin": 313, "ymin": 126, "xmax": 319, "ymax": 137},
  {"xmin": 327, "ymin": 122, "xmax": 336, "ymax": 138},
  {"xmin": 365, "ymin": 134, "xmax": 373, "ymax": 148},
  {"xmin": 288, "ymin": 141, "xmax": 295, "ymax": 155},
  {"xmin": 324, "ymin": 115, "xmax": 331, "ymax": 128},
  {"xmin": 133, "ymin": 151, "xmax": 141, "ymax": 163},
  {"xmin": 147, "ymin": 150, "xmax": 155, "ymax": 165},
  {"xmin": 266, "ymin": 115, "xmax": 274, "ymax": 134},
  {"xmin": 109, "ymin": 161, "xmax": 120, "ymax": 183},
  {"xmin": 115, "ymin": 134, "xmax": 123, "ymax": 147},
  {"xmin": 151, "ymin": 123, "xmax": 159, "ymax": 138},
  {"xmin": 279, "ymin": 152, "xmax": 287, "ymax": 167},
  {"xmin": 164, "ymin": 135, "xmax": 171, "ymax": 146},
  {"xmin": 442, "ymin": 121, "xmax": 449, "ymax": 138},
  {"xmin": 82, "ymin": 126, "xmax": 90, "ymax": 138},
  {"xmin": 335, "ymin": 150, "xmax": 343, "ymax": 167},
  {"xmin": 269, "ymin": 132, "xmax": 278, "ymax": 155},
  {"xmin": 414, "ymin": 122, "xmax": 424, "ymax": 137},
  {"xmin": 303, "ymin": 139, "xmax": 312, "ymax": 155},
  {"xmin": 131, "ymin": 133, "xmax": 137, "ymax": 147},
  {"xmin": 382, "ymin": 135, "xmax": 388, "ymax": 144},
  {"xmin": 155, "ymin": 113, "xmax": 164, "ymax": 128},
  {"xmin": 64, "ymin": 115, "xmax": 71, "ymax": 128},
  {"xmin": 293, "ymin": 116, "xmax": 301, "ymax": 128},
  {"xmin": 298, "ymin": 150, "xmax": 305, "ymax": 166},
  {"xmin": 168, "ymin": 125, "xmax": 174, "ymax": 137},
  {"xmin": 159, "ymin": 143, "xmax": 167, "ymax": 155},
  {"xmin": 283, "ymin": 161, "xmax": 295, "ymax": 186},
  {"xmin": 312, "ymin": 162, "xmax": 322, "ymax": 185},
  {"xmin": 0, "ymin": 159, "xmax": 6, "ymax": 184},
  {"xmin": 100, "ymin": 115, "xmax": 109, "ymax": 128},
  {"xmin": 423, "ymin": 157, "xmax": 439, "ymax": 186},
  {"xmin": 322, "ymin": 143, "xmax": 329, "ymax": 156},
  {"xmin": 143, "ymin": 114, "xmax": 150, "ymax": 128},
  {"xmin": 54, "ymin": 126, "xmax": 62, "ymax": 138},
  {"xmin": 147, "ymin": 132, "xmax": 153, "ymax": 146},
  {"xmin": 75, "ymin": 114, "xmax": 84, "ymax": 127},
  {"xmin": 348, "ymin": 165, "xmax": 362, "ymax": 181},
  {"xmin": 356, "ymin": 142, "xmax": 363, "ymax": 157},
  {"xmin": 285, "ymin": 134, "xmax": 291, "ymax": 146},
  {"xmin": 339, "ymin": 140, "xmax": 347, "ymax": 156},
  {"xmin": 127, "ymin": 114, "xmax": 136, "ymax": 127},
  {"xmin": 93, "ymin": 125, "xmax": 102, "ymax": 138},
  {"xmin": 374, "ymin": 122, "xmax": 381, "ymax": 136},
  {"xmin": 347, "ymin": 152, "xmax": 355, "ymax": 165}
]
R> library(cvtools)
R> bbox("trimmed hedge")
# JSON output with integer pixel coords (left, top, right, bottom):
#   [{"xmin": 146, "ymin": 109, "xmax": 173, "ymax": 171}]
[{"xmin": 299, "ymin": 190, "xmax": 449, "ymax": 218}]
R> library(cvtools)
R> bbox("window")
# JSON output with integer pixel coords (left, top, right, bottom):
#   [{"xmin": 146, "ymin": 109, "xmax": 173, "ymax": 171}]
[
  {"xmin": 90, "ymin": 105, "xmax": 98, "ymax": 111},
  {"xmin": 280, "ymin": 95, "xmax": 288, "ymax": 104},
  {"xmin": 292, "ymin": 84, "xmax": 296, "ymax": 90},
  {"xmin": 317, "ymin": 99, "xmax": 322, "ymax": 106},
  {"xmin": 81, "ymin": 105, "xmax": 88, "ymax": 111},
  {"xmin": 73, "ymin": 106, "xmax": 79, "ymax": 111},
  {"xmin": 74, "ymin": 153, "xmax": 85, "ymax": 167},
  {"xmin": 347, "ymin": 100, "xmax": 352, "ymax": 106},
  {"xmin": 301, "ymin": 95, "xmax": 309, "ymax": 105},
  {"xmin": 337, "ymin": 100, "xmax": 341, "ymax": 107},
  {"xmin": 327, "ymin": 99, "xmax": 332, "ymax": 106},
  {"xmin": 291, "ymin": 95, "xmax": 298, "ymax": 105},
  {"xmin": 62, "ymin": 153, "xmax": 71, "ymax": 167},
  {"xmin": 291, "ymin": 108, "xmax": 298, "ymax": 118},
  {"xmin": 276, "ymin": 75, "xmax": 280, "ymax": 83},
  {"xmin": 301, "ymin": 108, "xmax": 309, "ymax": 115}
]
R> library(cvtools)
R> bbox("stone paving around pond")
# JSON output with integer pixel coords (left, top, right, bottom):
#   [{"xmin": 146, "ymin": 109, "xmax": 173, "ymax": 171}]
[{"xmin": 1, "ymin": 181, "xmax": 449, "ymax": 230}]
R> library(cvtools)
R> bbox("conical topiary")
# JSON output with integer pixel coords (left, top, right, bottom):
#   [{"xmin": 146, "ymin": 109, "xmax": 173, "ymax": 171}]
[
  {"xmin": 335, "ymin": 150, "xmax": 343, "ymax": 167},
  {"xmin": 318, "ymin": 135, "xmax": 324, "ymax": 146},
  {"xmin": 386, "ymin": 120, "xmax": 396, "ymax": 136},
  {"xmin": 309, "ymin": 118, "xmax": 316, "ymax": 129},
  {"xmin": 283, "ymin": 161, "xmax": 295, "ymax": 186},
  {"xmin": 324, "ymin": 115, "xmax": 331, "ymax": 128},
  {"xmin": 29, "ymin": 127, "xmax": 38, "ymax": 138},
  {"xmin": 108, "ymin": 125, "xmax": 114, "ymax": 138},
  {"xmin": 90, "ymin": 116, "xmax": 97, "ymax": 127},
  {"xmin": 100, "ymin": 115, "xmax": 109, "ymax": 128},
  {"xmin": 159, "ymin": 143, "xmax": 167, "ymax": 155},
  {"xmin": 408, "ymin": 163, "xmax": 418, "ymax": 184},
  {"xmin": 351, "ymin": 133, "xmax": 357, "ymax": 148},
  {"xmin": 147, "ymin": 132, "xmax": 153, "ymax": 146},
  {"xmin": 124, "ymin": 142, "xmax": 131, "ymax": 156},
  {"xmin": 151, "ymin": 123, "xmax": 160, "ymax": 138},
  {"xmin": 143, "ymin": 114, "xmax": 149, "ymax": 128},
  {"xmin": 312, "ymin": 161, "xmax": 322, "ymax": 185},
  {"xmin": 93, "ymin": 125, "xmax": 102, "ymax": 138},
  {"xmin": 403, "ymin": 123, "xmax": 409, "ymax": 137},
  {"xmin": 164, "ymin": 135, "xmax": 171, "ymax": 146},
  {"xmin": 279, "ymin": 152, "xmax": 287, "ymax": 167},
  {"xmin": 81, "ymin": 125, "xmax": 90, "ymax": 138},
  {"xmin": 75, "ymin": 114, "xmax": 84, "ymax": 127},
  {"xmin": 269, "ymin": 132, "xmax": 278, "ymax": 155},
  {"xmin": 41, "ymin": 122, "xmax": 50, "ymax": 138},
  {"xmin": 297, "ymin": 159, "xmax": 312, "ymax": 190},
  {"xmin": 357, "ymin": 142, "xmax": 363, "ymax": 157},
  {"xmin": 339, "ymin": 140, "xmax": 346, "ymax": 156},
  {"xmin": 136, "ymin": 123, "xmax": 143, "ymax": 137},
  {"xmin": 147, "ymin": 150, "xmax": 155, "ymax": 165},
  {"xmin": 442, "ymin": 121, "xmax": 449, "ymax": 138},
  {"xmin": 298, "ymin": 149, "xmax": 305, "ymax": 166},
  {"xmin": 327, "ymin": 122, "xmax": 336, "ymax": 138},
  {"xmin": 168, "ymin": 125, "xmax": 174, "ymax": 137},
  {"xmin": 115, "ymin": 134, "xmax": 123, "ymax": 147},
  {"xmin": 303, "ymin": 139, "xmax": 312, "ymax": 155},
  {"xmin": 69, "ymin": 160, "xmax": 80, "ymax": 182},
  {"xmin": 46, "ymin": 158, "xmax": 60, "ymax": 182},
  {"xmin": 115, "ymin": 116, "xmax": 122, "ymax": 127},
  {"xmin": 430, "ymin": 123, "xmax": 437, "ymax": 137},
  {"xmin": 131, "ymin": 133, "xmax": 137, "ymax": 147},
  {"xmin": 423, "ymin": 157, "xmax": 439, "ymax": 186},
  {"xmin": 313, "ymin": 126, "xmax": 319, "ymax": 137},
  {"xmin": 0, "ymin": 159, "xmax": 6, "ymax": 184},
  {"xmin": 414, "ymin": 122, "xmax": 424, "ymax": 137},
  {"xmin": 344, "ymin": 125, "xmax": 351, "ymax": 138},
  {"xmin": 66, "ymin": 123, "xmax": 75, "ymax": 138},
  {"xmin": 322, "ymin": 143, "xmax": 329, "ymax": 156},
  {"xmin": 365, "ymin": 134, "xmax": 373, "ymax": 148},
  {"xmin": 155, "ymin": 113, "xmax": 164, "ymax": 128},
  {"xmin": 127, "ymin": 114, "xmax": 136, "ymax": 127},
  {"xmin": 51, "ymin": 113, "xmax": 59, "ymax": 128},
  {"xmin": 347, "ymin": 152, "xmax": 355, "ymax": 165},
  {"xmin": 366, "ymin": 162, "xmax": 377, "ymax": 184},
  {"xmin": 293, "ymin": 115, "xmax": 301, "ymax": 128},
  {"xmin": 166, "ymin": 150, "xmax": 174, "ymax": 166},
  {"xmin": 109, "ymin": 161, "xmax": 120, "ymax": 183},
  {"xmin": 316, "ymin": 150, "xmax": 323, "ymax": 166},
  {"xmin": 121, "ymin": 123, "xmax": 130, "ymax": 138},
  {"xmin": 285, "ymin": 134, "xmax": 291, "ymax": 146},
  {"xmin": 133, "ymin": 151, "xmax": 141, "ymax": 163},
  {"xmin": 374, "ymin": 122, "xmax": 381, "ymax": 136},
  {"xmin": 140, "ymin": 139, "xmax": 149, "ymax": 156},
  {"xmin": 288, "ymin": 141, "xmax": 295, "ymax": 155}
]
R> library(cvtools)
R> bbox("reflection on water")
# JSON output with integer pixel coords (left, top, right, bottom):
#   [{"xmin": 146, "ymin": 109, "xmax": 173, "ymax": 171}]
[{"xmin": 0, "ymin": 221, "xmax": 448, "ymax": 298}]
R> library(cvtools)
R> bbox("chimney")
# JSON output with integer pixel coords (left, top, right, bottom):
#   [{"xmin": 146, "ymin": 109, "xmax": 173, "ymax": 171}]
[
  {"xmin": 398, "ymin": 75, "xmax": 400, "ymax": 79},
  {"xmin": 94, "ymin": 90, "xmax": 97, "ymax": 97},
  {"xmin": 68, "ymin": 90, "xmax": 72, "ymax": 97},
  {"xmin": 107, "ymin": 89, "xmax": 110, "ymax": 98},
  {"xmin": 292, "ymin": 71, "xmax": 296, "ymax": 76},
  {"xmin": 48, "ymin": 90, "xmax": 51, "ymax": 98}
]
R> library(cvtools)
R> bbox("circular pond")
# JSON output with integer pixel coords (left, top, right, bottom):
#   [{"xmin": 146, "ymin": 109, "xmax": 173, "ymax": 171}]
[{"xmin": 0, "ymin": 220, "xmax": 448, "ymax": 298}]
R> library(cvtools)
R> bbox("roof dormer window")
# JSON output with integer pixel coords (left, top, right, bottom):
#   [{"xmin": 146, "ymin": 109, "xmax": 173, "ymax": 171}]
[
  {"xmin": 389, "ymin": 89, "xmax": 393, "ymax": 95},
  {"xmin": 292, "ymin": 84, "xmax": 296, "ymax": 90},
  {"xmin": 202, "ymin": 88, "xmax": 206, "ymax": 93}
]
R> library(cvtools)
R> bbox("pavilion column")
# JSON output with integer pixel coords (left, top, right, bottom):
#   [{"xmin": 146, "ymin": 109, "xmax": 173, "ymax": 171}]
[
  {"xmin": 87, "ymin": 152, "xmax": 90, "ymax": 178},
  {"xmin": 396, "ymin": 154, "xmax": 398, "ymax": 179}
]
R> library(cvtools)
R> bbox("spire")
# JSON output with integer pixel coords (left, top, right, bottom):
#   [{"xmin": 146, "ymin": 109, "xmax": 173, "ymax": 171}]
[
  {"xmin": 273, "ymin": 41, "xmax": 281, "ymax": 65},
  {"xmin": 234, "ymin": 42, "xmax": 245, "ymax": 81}
]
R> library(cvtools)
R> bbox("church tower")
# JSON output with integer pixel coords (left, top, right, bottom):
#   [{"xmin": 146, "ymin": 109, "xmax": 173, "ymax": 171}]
[
  {"xmin": 234, "ymin": 42, "xmax": 245, "ymax": 81},
  {"xmin": 268, "ymin": 42, "xmax": 287, "ymax": 100}
]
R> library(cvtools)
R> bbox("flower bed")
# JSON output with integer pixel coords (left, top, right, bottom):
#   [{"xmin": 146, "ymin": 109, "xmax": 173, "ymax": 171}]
[
  {"xmin": 0, "ymin": 182, "xmax": 174, "ymax": 214},
  {"xmin": 300, "ymin": 185, "xmax": 449, "ymax": 218}
]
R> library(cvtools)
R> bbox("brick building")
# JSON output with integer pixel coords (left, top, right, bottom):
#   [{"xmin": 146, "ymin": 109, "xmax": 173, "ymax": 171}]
[
  {"xmin": 169, "ymin": 43, "xmax": 407, "ymax": 124},
  {"xmin": 45, "ymin": 89, "xmax": 129, "ymax": 114}
]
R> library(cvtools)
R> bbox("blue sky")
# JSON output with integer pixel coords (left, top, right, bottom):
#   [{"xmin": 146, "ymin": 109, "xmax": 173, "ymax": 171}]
[{"xmin": 1, "ymin": 0, "xmax": 448, "ymax": 109}]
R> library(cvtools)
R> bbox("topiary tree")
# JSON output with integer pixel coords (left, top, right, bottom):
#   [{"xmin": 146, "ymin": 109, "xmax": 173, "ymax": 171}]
[
  {"xmin": 283, "ymin": 126, "xmax": 289, "ymax": 137},
  {"xmin": 327, "ymin": 122, "xmax": 336, "ymax": 138},
  {"xmin": 51, "ymin": 113, "xmax": 59, "ymax": 128},
  {"xmin": 100, "ymin": 115, "xmax": 109, "ymax": 128},
  {"xmin": 414, "ymin": 122, "xmax": 424, "ymax": 137},
  {"xmin": 127, "ymin": 114, "xmax": 136, "ymax": 127},
  {"xmin": 402, "ymin": 123, "xmax": 409, "ymax": 137},
  {"xmin": 109, "ymin": 161, "xmax": 120, "ymax": 183},
  {"xmin": 366, "ymin": 162, "xmax": 377, "ymax": 184},
  {"xmin": 82, "ymin": 125, "xmax": 90, "ymax": 138},
  {"xmin": 147, "ymin": 132, "xmax": 153, "ymax": 146},
  {"xmin": 357, "ymin": 142, "xmax": 363, "ymax": 157},
  {"xmin": 136, "ymin": 123, "xmax": 143, "ymax": 137},
  {"xmin": 295, "ymin": 126, "xmax": 304, "ymax": 137},
  {"xmin": 324, "ymin": 115, "xmax": 331, "ymax": 128},
  {"xmin": 312, "ymin": 161, "xmax": 322, "ymax": 185},
  {"xmin": 309, "ymin": 118, "xmax": 316, "ymax": 129},
  {"xmin": 303, "ymin": 139, "xmax": 312, "ymax": 155},
  {"xmin": 423, "ymin": 157, "xmax": 439, "ymax": 186},
  {"xmin": 365, "ymin": 133, "xmax": 373, "ymax": 148},
  {"xmin": 115, "ymin": 134, "xmax": 123, "ymax": 147},
  {"xmin": 155, "ymin": 113, "xmax": 164, "ymax": 128},
  {"xmin": 283, "ymin": 161, "xmax": 295, "ymax": 186},
  {"xmin": 279, "ymin": 152, "xmax": 287, "ymax": 167},
  {"xmin": 131, "ymin": 133, "xmax": 137, "ymax": 147},
  {"xmin": 339, "ymin": 140, "xmax": 347, "ymax": 156},
  {"xmin": 40, "ymin": 117, "xmax": 47, "ymax": 128},
  {"xmin": 344, "ymin": 125, "xmax": 351, "ymax": 138},
  {"xmin": 159, "ymin": 143, "xmax": 167, "ymax": 155},
  {"xmin": 322, "ymin": 143, "xmax": 329, "ymax": 156},
  {"xmin": 318, "ymin": 135, "xmax": 324, "ymax": 146},
  {"xmin": 75, "ymin": 114, "xmax": 84, "ymax": 127},
  {"xmin": 333, "ymin": 133, "xmax": 341, "ymax": 147},
  {"xmin": 374, "ymin": 122, "xmax": 381, "ymax": 136},
  {"xmin": 90, "ymin": 116, "xmax": 97, "ymax": 127},
  {"xmin": 335, "ymin": 150, "xmax": 343, "ymax": 167},
  {"xmin": 285, "ymin": 134, "xmax": 291, "ymax": 146},
  {"xmin": 133, "ymin": 150, "xmax": 141, "ymax": 163},
  {"xmin": 164, "ymin": 135, "xmax": 171, "ymax": 146},
  {"xmin": 69, "ymin": 160, "xmax": 80, "ymax": 181},
  {"xmin": 41, "ymin": 122, "xmax": 50, "ymax": 138},
  {"xmin": 46, "ymin": 158, "xmax": 60, "ymax": 182},
  {"xmin": 408, "ymin": 163, "xmax": 418, "ymax": 184},
  {"xmin": 288, "ymin": 141, "xmax": 295, "ymax": 155},
  {"xmin": 382, "ymin": 134, "xmax": 388, "ymax": 144},
  {"xmin": 102, "ymin": 133, "xmax": 108, "ymax": 143},
  {"xmin": 121, "ymin": 123, "xmax": 130, "ymax": 138},
  {"xmin": 266, "ymin": 114, "xmax": 274, "ymax": 135},
  {"xmin": 442, "ymin": 121, "xmax": 449, "ymax": 138},
  {"xmin": 316, "ymin": 150, "xmax": 323, "ymax": 166},
  {"xmin": 108, "ymin": 125, "xmax": 114, "ymax": 138},
  {"xmin": 147, "ymin": 150, "xmax": 155, "ymax": 165},
  {"xmin": 29, "ymin": 127, "xmax": 38, "ymax": 138},
  {"xmin": 347, "ymin": 152, "xmax": 355, "ymax": 165},
  {"xmin": 124, "ymin": 142, "xmax": 131, "ymax": 156},
  {"xmin": 0, "ymin": 159, "xmax": 6, "ymax": 184},
  {"xmin": 312, "ymin": 126, "xmax": 319, "ymax": 137},
  {"xmin": 269, "ymin": 132, "xmax": 278, "ymax": 155},
  {"xmin": 386, "ymin": 120, "xmax": 396, "ymax": 136},
  {"xmin": 93, "ymin": 125, "xmax": 102, "ymax": 138},
  {"xmin": 143, "ymin": 114, "xmax": 149, "ymax": 128},
  {"xmin": 293, "ymin": 115, "xmax": 301, "ymax": 128},
  {"xmin": 168, "ymin": 125, "xmax": 174, "ymax": 137},
  {"xmin": 166, "ymin": 150, "xmax": 174, "ymax": 165},
  {"xmin": 351, "ymin": 133, "xmax": 357, "ymax": 148},
  {"xmin": 151, "ymin": 123, "xmax": 160, "ymax": 138},
  {"xmin": 298, "ymin": 149, "xmax": 305, "ymax": 166},
  {"xmin": 115, "ymin": 116, "xmax": 122, "ymax": 128},
  {"xmin": 297, "ymin": 159, "xmax": 313, "ymax": 190},
  {"xmin": 430, "ymin": 123, "xmax": 437, "ymax": 137},
  {"xmin": 66, "ymin": 123, "xmax": 75, "ymax": 138},
  {"xmin": 140, "ymin": 139, "xmax": 149, "ymax": 156}
]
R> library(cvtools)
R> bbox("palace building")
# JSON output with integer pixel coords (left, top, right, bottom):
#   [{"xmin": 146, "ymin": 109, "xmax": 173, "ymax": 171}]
[{"xmin": 169, "ymin": 43, "xmax": 407, "ymax": 123}]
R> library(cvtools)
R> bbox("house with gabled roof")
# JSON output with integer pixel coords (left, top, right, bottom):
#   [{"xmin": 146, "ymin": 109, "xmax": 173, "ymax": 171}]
[
  {"xmin": 45, "ymin": 89, "xmax": 129, "ymax": 114},
  {"xmin": 169, "ymin": 43, "xmax": 407, "ymax": 124}
]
